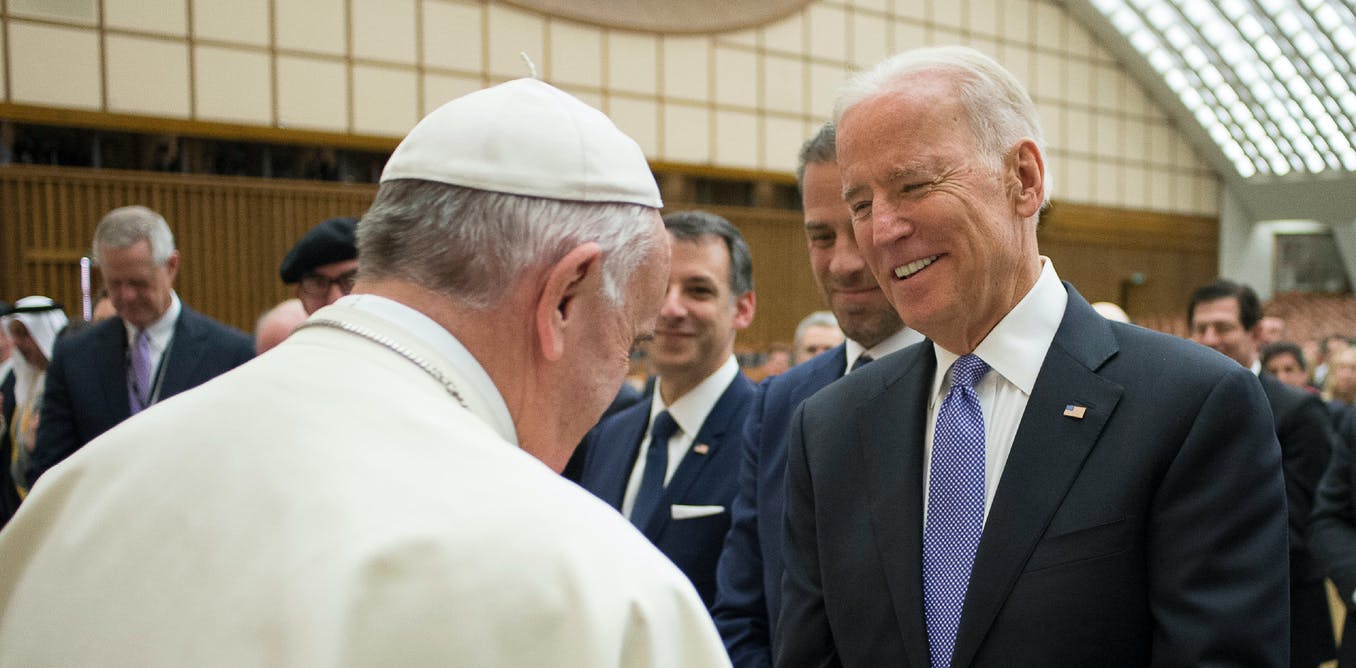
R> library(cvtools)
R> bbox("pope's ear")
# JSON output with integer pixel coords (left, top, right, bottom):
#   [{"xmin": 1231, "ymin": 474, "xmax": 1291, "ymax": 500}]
[{"xmin": 535, "ymin": 243, "xmax": 603, "ymax": 362}]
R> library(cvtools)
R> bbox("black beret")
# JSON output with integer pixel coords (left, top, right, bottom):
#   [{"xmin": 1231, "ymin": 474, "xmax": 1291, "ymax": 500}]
[{"xmin": 279, "ymin": 217, "xmax": 359, "ymax": 284}]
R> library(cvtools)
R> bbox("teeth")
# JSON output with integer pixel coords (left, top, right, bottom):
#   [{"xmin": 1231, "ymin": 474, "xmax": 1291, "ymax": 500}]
[{"xmin": 894, "ymin": 255, "xmax": 939, "ymax": 279}]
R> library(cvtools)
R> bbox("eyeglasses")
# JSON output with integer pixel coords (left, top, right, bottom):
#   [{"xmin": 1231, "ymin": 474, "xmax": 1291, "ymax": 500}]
[{"xmin": 298, "ymin": 270, "xmax": 357, "ymax": 298}]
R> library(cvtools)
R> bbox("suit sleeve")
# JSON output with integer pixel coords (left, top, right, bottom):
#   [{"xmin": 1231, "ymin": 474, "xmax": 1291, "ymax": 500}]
[
  {"xmin": 1310, "ymin": 408, "xmax": 1356, "ymax": 605},
  {"xmin": 773, "ymin": 403, "xmax": 840, "ymax": 668},
  {"xmin": 1276, "ymin": 391, "xmax": 1333, "ymax": 553},
  {"xmin": 712, "ymin": 381, "xmax": 773, "ymax": 668},
  {"xmin": 27, "ymin": 339, "xmax": 80, "ymax": 487},
  {"xmin": 1148, "ymin": 366, "xmax": 1289, "ymax": 665}
]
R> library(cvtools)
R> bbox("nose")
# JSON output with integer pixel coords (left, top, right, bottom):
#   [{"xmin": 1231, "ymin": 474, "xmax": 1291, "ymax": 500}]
[
  {"xmin": 829, "ymin": 233, "xmax": 869, "ymax": 279},
  {"xmin": 325, "ymin": 281, "xmax": 344, "ymax": 305},
  {"xmin": 866, "ymin": 198, "xmax": 915, "ymax": 250},
  {"xmin": 659, "ymin": 284, "xmax": 686, "ymax": 320}
]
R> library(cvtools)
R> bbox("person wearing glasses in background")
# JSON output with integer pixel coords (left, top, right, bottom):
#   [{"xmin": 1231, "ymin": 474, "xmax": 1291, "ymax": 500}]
[{"xmin": 281, "ymin": 216, "xmax": 360, "ymax": 315}]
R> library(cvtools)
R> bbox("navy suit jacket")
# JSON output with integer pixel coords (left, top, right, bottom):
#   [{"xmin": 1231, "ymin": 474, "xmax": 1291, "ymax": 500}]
[
  {"xmin": 777, "ymin": 285, "xmax": 1290, "ymax": 667},
  {"xmin": 713, "ymin": 346, "xmax": 847, "ymax": 667},
  {"xmin": 28, "ymin": 306, "xmax": 254, "ymax": 485},
  {"xmin": 578, "ymin": 372, "xmax": 755, "ymax": 607}
]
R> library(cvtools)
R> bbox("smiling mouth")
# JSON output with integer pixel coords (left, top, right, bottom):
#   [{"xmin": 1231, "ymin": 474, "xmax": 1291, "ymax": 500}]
[{"xmin": 894, "ymin": 255, "xmax": 939, "ymax": 279}]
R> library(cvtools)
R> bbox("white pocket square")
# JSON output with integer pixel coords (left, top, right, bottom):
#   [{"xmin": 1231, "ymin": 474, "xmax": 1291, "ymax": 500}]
[{"xmin": 671, "ymin": 504, "xmax": 725, "ymax": 520}]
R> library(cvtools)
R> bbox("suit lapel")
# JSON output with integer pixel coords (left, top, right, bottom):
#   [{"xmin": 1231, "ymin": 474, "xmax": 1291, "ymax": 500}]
[
  {"xmin": 858, "ymin": 345, "xmax": 935, "ymax": 668},
  {"xmin": 950, "ymin": 286, "xmax": 1124, "ymax": 667},
  {"xmin": 158, "ymin": 307, "xmax": 207, "ymax": 397},
  {"xmin": 589, "ymin": 405, "xmax": 649, "ymax": 509},
  {"xmin": 95, "ymin": 319, "xmax": 133, "ymax": 422}
]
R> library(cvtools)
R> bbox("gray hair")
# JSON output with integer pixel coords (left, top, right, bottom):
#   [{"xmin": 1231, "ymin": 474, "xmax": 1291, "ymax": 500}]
[
  {"xmin": 357, "ymin": 179, "xmax": 661, "ymax": 310},
  {"xmin": 834, "ymin": 46, "xmax": 1050, "ymax": 205},
  {"xmin": 795, "ymin": 310, "xmax": 839, "ymax": 347},
  {"xmin": 92, "ymin": 205, "xmax": 176, "ymax": 265},
  {"xmin": 796, "ymin": 123, "xmax": 837, "ymax": 194},
  {"xmin": 662, "ymin": 210, "xmax": 754, "ymax": 297}
]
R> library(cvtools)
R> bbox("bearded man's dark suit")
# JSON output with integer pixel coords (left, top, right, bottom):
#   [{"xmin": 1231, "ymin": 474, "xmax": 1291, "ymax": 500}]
[
  {"xmin": 577, "ymin": 373, "xmax": 755, "ymax": 607},
  {"xmin": 776, "ymin": 286, "xmax": 1289, "ymax": 667},
  {"xmin": 27, "ymin": 308, "xmax": 254, "ymax": 485}
]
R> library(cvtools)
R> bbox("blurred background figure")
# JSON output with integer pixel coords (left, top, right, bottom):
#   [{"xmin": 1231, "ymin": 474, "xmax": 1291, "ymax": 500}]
[
  {"xmin": 1091, "ymin": 301, "xmax": 1131, "ymax": 323},
  {"xmin": 90, "ymin": 290, "xmax": 116, "ymax": 322},
  {"xmin": 1315, "ymin": 334, "xmax": 1353, "ymax": 388},
  {"xmin": 279, "ymin": 216, "xmax": 359, "ymax": 315},
  {"xmin": 793, "ymin": 310, "xmax": 844, "ymax": 363},
  {"xmin": 1262, "ymin": 341, "xmax": 1318, "ymax": 394},
  {"xmin": 1324, "ymin": 346, "xmax": 1356, "ymax": 426},
  {"xmin": 254, "ymin": 298, "xmax": 308, "ymax": 354},
  {"xmin": 1, "ymin": 296, "xmax": 68, "ymax": 525},
  {"xmin": 759, "ymin": 343, "xmax": 794, "ymax": 379},
  {"xmin": 1257, "ymin": 315, "xmax": 1287, "ymax": 346}
]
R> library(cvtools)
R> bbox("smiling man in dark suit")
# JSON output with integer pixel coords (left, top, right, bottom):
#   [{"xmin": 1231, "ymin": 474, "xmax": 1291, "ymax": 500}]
[
  {"xmin": 776, "ymin": 46, "xmax": 1288, "ymax": 667},
  {"xmin": 578, "ymin": 210, "xmax": 756, "ymax": 607},
  {"xmin": 27, "ymin": 206, "xmax": 255, "ymax": 485}
]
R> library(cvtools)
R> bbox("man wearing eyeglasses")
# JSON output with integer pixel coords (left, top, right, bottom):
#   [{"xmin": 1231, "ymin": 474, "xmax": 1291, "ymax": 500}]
[{"xmin": 281, "ymin": 216, "xmax": 360, "ymax": 314}]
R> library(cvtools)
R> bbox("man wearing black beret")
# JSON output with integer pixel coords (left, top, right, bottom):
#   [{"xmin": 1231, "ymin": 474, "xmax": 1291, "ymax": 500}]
[{"xmin": 280, "ymin": 216, "xmax": 358, "ymax": 315}]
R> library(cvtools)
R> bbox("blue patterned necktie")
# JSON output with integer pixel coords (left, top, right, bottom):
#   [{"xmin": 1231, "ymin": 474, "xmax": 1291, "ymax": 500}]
[
  {"xmin": 923, "ymin": 354, "xmax": 989, "ymax": 668},
  {"xmin": 630, "ymin": 410, "xmax": 679, "ymax": 529}
]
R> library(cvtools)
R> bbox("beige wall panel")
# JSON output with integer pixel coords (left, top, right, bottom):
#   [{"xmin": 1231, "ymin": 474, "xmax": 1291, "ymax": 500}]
[
  {"xmin": 1149, "ymin": 123, "xmax": 1175, "ymax": 166},
  {"xmin": 9, "ymin": 0, "xmax": 98, "ymax": 24},
  {"xmin": 850, "ymin": 12, "xmax": 888, "ymax": 68},
  {"xmin": 276, "ymin": 55, "xmax": 348, "ymax": 131},
  {"xmin": 1123, "ymin": 165, "xmax": 1146, "ymax": 208},
  {"xmin": 1174, "ymin": 134, "xmax": 1200, "ymax": 170},
  {"xmin": 967, "ymin": 35, "xmax": 1000, "ymax": 61},
  {"xmin": 1066, "ymin": 59, "xmax": 1092, "ymax": 108},
  {"xmin": 763, "ymin": 12, "xmax": 803, "ymax": 55},
  {"xmin": 1067, "ymin": 18, "xmax": 1097, "ymax": 61},
  {"xmin": 0, "ymin": 26, "xmax": 6, "ymax": 102},
  {"xmin": 894, "ymin": 0, "xmax": 926, "ymax": 21},
  {"xmin": 1033, "ymin": 2, "xmax": 1066, "ymax": 51},
  {"xmin": 714, "ymin": 46, "xmax": 757, "ymax": 109},
  {"xmin": 106, "ymin": 36, "xmax": 190, "ymax": 117},
  {"xmin": 806, "ymin": 4, "xmax": 846, "ymax": 62},
  {"xmin": 1093, "ymin": 63, "xmax": 1122, "ymax": 112},
  {"xmin": 1193, "ymin": 176, "xmax": 1218, "ymax": 215},
  {"xmin": 762, "ymin": 55, "xmax": 804, "ymax": 116},
  {"xmin": 193, "ymin": 0, "xmax": 269, "ymax": 45},
  {"xmin": 1064, "ymin": 107, "xmax": 1091, "ymax": 154},
  {"xmin": 1038, "ymin": 102, "xmax": 1064, "ymax": 151},
  {"xmin": 1043, "ymin": 152, "xmax": 1066, "ymax": 195},
  {"xmin": 1002, "ymin": 0, "xmax": 1032, "ymax": 42},
  {"xmin": 275, "ymin": 0, "xmax": 346, "ymax": 56},
  {"xmin": 486, "ymin": 4, "xmax": 544, "ymax": 78},
  {"xmin": 195, "ymin": 45, "xmax": 271, "ymax": 124},
  {"xmin": 1032, "ymin": 50, "xmax": 1063, "ymax": 102},
  {"xmin": 548, "ymin": 21, "xmax": 602, "ymax": 87},
  {"xmin": 852, "ymin": 0, "xmax": 887, "ymax": 13},
  {"xmin": 105, "ymin": 0, "xmax": 186, "ymax": 36},
  {"xmin": 1000, "ymin": 42, "xmax": 1033, "ymax": 90},
  {"xmin": 808, "ymin": 62, "xmax": 846, "ymax": 120},
  {"xmin": 352, "ymin": 0, "xmax": 416, "ymax": 64},
  {"xmin": 723, "ymin": 28, "xmax": 758, "ymax": 49},
  {"xmin": 1124, "ymin": 118, "xmax": 1151, "ymax": 162},
  {"xmin": 764, "ymin": 116, "xmax": 805, "ymax": 173},
  {"xmin": 1094, "ymin": 114, "xmax": 1123, "ymax": 161},
  {"xmin": 1171, "ymin": 173, "xmax": 1195, "ymax": 214},
  {"xmin": 662, "ymin": 103, "xmax": 709, "ymax": 164},
  {"xmin": 607, "ymin": 32, "xmax": 657, "ymax": 96},
  {"xmin": 932, "ymin": 1, "xmax": 962, "ymax": 30},
  {"xmin": 968, "ymin": 0, "xmax": 1001, "ymax": 37},
  {"xmin": 1094, "ymin": 160, "xmax": 1120, "ymax": 207},
  {"xmin": 1149, "ymin": 168, "xmax": 1174, "ymax": 212},
  {"xmin": 422, "ymin": 72, "xmax": 483, "ymax": 113},
  {"xmin": 714, "ymin": 109, "xmax": 759, "ymax": 170},
  {"xmin": 353, "ymin": 65, "xmax": 418, "ymax": 135},
  {"xmin": 1064, "ymin": 156, "xmax": 1093, "ymax": 204},
  {"xmin": 894, "ymin": 20, "xmax": 926, "ymax": 52},
  {"xmin": 562, "ymin": 85, "xmax": 601, "ymax": 110},
  {"xmin": 608, "ymin": 96, "xmax": 658, "ymax": 156},
  {"xmin": 8, "ymin": 22, "xmax": 101, "ymax": 109},
  {"xmin": 423, "ymin": 0, "xmax": 483, "ymax": 71},
  {"xmin": 662, "ymin": 37, "xmax": 709, "ymax": 102}
]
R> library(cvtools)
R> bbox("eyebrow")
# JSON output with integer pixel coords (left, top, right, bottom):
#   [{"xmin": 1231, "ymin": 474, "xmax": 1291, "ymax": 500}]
[{"xmin": 841, "ymin": 162, "xmax": 939, "ymax": 202}]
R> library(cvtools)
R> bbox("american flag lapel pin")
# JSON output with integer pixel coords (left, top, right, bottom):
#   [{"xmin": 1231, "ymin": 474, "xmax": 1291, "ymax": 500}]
[
  {"xmin": 693, "ymin": 443, "xmax": 710, "ymax": 455},
  {"xmin": 1063, "ymin": 404, "xmax": 1087, "ymax": 419}
]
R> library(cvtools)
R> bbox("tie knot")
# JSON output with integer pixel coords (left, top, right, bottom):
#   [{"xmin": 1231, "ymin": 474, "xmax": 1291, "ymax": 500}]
[
  {"xmin": 850, "ymin": 353, "xmax": 874, "ymax": 372},
  {"xmin": 949, "ymin": 354, "xmax": 989, "ymax": 389},
  {"xmin": 650, "ymin": 410, "xmax": 679, "ymax": 444}
]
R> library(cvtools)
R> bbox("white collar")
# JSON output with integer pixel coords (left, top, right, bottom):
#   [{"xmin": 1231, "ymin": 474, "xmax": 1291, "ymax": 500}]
[
  {"xmin": 123, "ymin": 291, "xmax": 181, "ymax": 348},
  {"xmin": 932, "ymin": 257, "xmax": 1067, "ymax": 398},
  {"xmin": 845, "ymin": 325, "xmax": 926, "ymax": 371},
  {"xmin": 650, "ymin": 356, "xmax": 740, "ymax": 437},
  {"xmin": 337, "ymin": 294, "xmax": 518, "ymax": 446}
]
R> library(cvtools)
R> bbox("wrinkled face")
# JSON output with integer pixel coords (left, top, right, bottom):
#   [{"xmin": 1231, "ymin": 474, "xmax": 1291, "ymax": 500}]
[
  {"xmin": 838, "ymin": 75, "xmax": 1040, "ymax": 352},
  {"xmin": 99, "ymin": 240, "xmax": 177, "ymax": 330},
  {"xmin": 1264, "ymin": 352, "xmax": 1308, "ymax": 389},
  {"xmin": 6, "ymin": 320, "xmax": 46, "ymax": 369},
  {"xmin": 1190, "ymin": 297, "xmax": 1258, "ymax": 368},
  {"xmin": 650, "ymin": 234, "xmax": 754, "ymax": 383},
  {"xmin": 802, "ymin": 160, "xmax": 902, "ymax": 349},
  {"xmin": 296, "ymin": 259, "xmax": 359, "ymax": 314},
  {"xmin": 797, "ymin": 324, "xmax": 844, "ymax": 362}
]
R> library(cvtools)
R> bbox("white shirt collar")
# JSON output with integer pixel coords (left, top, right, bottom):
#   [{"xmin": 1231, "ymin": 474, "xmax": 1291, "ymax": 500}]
[
  {"xmin": 932, "ymin": 257, "xmax": 1067, "ymax": 398},
  {"xmin": 845, "ymin": 325, "xmax": 926, "ymax": 372},
  {"xmin": 339, "ymin": 293, "xmax": 518, "ymax": 446},
  {"xmin": 649, "ymin": 356, "xmax": 740, "ymax": 437},
  {"xmin": 124, "ymin": 291, "xmax": 181, "ymax": 349}
]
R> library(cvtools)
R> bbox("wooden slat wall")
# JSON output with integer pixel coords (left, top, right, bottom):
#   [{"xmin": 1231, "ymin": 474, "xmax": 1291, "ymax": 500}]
[{"xmin": 0, "ymin": 164, "xmax": 1220, "ymax": 347}]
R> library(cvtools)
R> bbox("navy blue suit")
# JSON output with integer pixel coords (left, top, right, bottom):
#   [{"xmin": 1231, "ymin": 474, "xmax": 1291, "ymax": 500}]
[
  {"xmin": 777, "ymin": 285, "xmax": 1289, "ymax": 667},
  {"xmin": 578, "ymin": 373, "xmax": 755, "ymax": 607},
  {"xmin": 713, "ymin": 346, "xmax": 847, "ymax": 667},
  {"xmin": 28, "ymin": 307, "xmax": 254, "ymax": 485}
]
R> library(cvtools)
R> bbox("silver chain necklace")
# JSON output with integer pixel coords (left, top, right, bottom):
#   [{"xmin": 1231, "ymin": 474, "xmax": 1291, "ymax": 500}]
[{"xmin": 295, "ymin": 318, "xmax": 469, "ymax": 409}]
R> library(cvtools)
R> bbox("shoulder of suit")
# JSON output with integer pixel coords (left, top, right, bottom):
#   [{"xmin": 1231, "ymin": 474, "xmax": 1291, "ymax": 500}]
[{"xmin": 177, "ymin": 304, "xmax": 253, "ymax": 347}]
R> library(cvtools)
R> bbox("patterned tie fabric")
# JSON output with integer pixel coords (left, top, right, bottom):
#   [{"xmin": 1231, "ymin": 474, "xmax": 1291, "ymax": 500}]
[
  {"xmin": 923, "ymin": 354, "xmax": 989, "ymax": 668},
  {"xmin": 127, "ymin": 329, "xmax": 153, "ymax": 414},
  {"xmin": 630, "ymin": 410, "xmax": 679, "ymax": 530},
  {"xmin": 850, "ymin": 352, "xmax": 874, "ymax": 372}
]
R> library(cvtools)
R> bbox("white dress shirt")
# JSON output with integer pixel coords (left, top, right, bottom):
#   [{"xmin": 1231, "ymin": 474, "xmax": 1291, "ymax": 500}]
[
  {"xmin": 845, "ymin": 325, "xmax": 927, "ymax": 374},
  {"xmin": 123, "ymin": 291, "xmax": 182, "ymax": 384},
  {"xmin": 924, "ymin": 258, "xmax": 1068, "ymax": 523}
]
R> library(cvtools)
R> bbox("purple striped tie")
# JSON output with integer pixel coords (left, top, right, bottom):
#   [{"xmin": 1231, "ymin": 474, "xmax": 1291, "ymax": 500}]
[{"xmin": 128, "ymin": 329, "xmax": 153, "ymax": 414}]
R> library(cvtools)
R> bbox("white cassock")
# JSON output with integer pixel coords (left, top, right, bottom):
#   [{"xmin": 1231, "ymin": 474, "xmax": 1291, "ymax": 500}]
[{"xmin": 0, "ymin": 296, "xmax": 729, "ymax": 667}]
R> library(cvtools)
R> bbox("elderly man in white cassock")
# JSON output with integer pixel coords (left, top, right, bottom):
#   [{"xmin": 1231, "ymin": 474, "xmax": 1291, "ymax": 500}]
[{"xmin": 0, "ymin": 79, "xmax": 729, "ymax": 667}]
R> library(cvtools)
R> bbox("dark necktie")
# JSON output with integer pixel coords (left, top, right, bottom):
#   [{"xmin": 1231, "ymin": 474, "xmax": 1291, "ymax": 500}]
[
  {"xmin": 850, "ymin": 352, "xmax": 874, "ymax": 372},
  {"xmin": 923, "ymin": 354, "xmax": 989, "ymax": 668},
  {"xmin": 630, "ymin": 410, "xmax": 679, "ymax": 530}
]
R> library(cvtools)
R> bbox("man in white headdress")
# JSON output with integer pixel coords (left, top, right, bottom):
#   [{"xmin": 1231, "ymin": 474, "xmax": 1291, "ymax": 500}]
[
  {"xmin": 0, "ymin": 296, "xmax": 67, "ymax": 524},
  {"xmin": 0, "ymin": 80, "xmax": 728, "ymax": 667}
]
